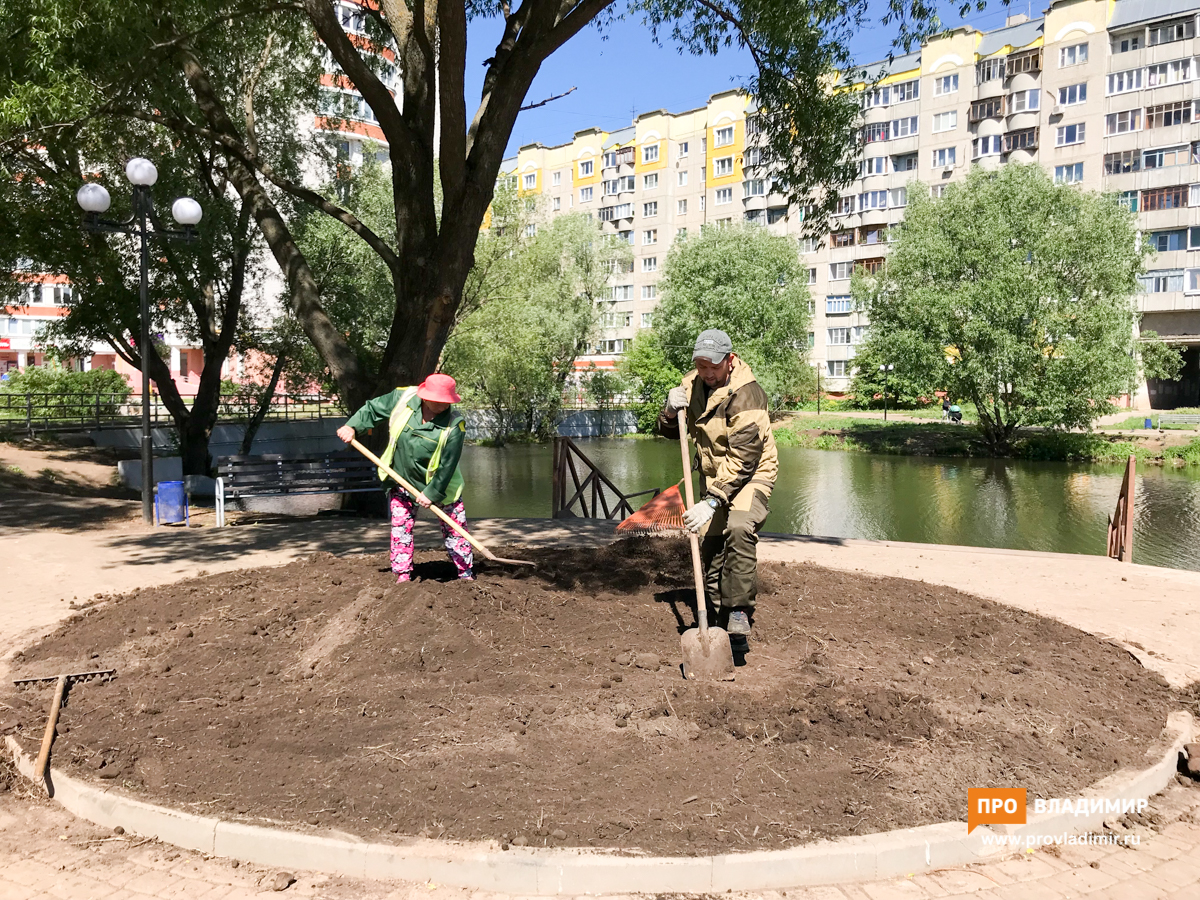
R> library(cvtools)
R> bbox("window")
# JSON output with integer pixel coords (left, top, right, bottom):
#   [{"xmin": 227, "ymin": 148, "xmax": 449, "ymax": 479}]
[
  {"xmin": 1146, "ymin": 101, "xmax": 1193, "ymax": 129},
  {"xmin": 1150, "ymin": 230, "xmax": 1187, "ymax": 252},
  {"xmin": 827, "ymin": 328, "xmax": 852, "ymax": 345},
  {"xmin": 931, "ymin": 185, "xmax": 949, "ymax": 198},
  {"xmin": 767, "ymin": 207, "xmax": 787, "ymax": 224},
  {"xmin": 1105, "ymin": 109, "xmax": 1141, "ymax": 135},
  {"xmin": 552, "ymin": 171, "xmax": 562, "ymax": 186},
  {"xmin": 642, "ymin": 143, "xmax": 659, "ymax": 163},
  {"xmin": 859, "ymin": 226, "xmax": 889, "ymax": 245},
  {"xmin": 808, "ymin": 332, "xmax": 815, "ymax": 348},
  {"xmin": 641, "ymin": 313, "xmax": 654, "ymax": 328},
  {"xmin": 970, "ymin": 97, "xmax": 1005, "ymax": 121},
  {"xmin": 1107, "ymin": 69, "xmax": 1143, "ymax": 95},
  {"xmin": 863, "ymin": 156, "xmax": 888, "ymax": 176},
  {"xmin": 1189, "ymin": 270, "xmax": 1200, "ymax": 294},
  {"xmin": 1009, "ymin": 90, "xmax": 1040, "ymax": 113},
  {"xmin": 893, "ymin": 79, "xmax": 919, "ymax": 102},
  {"xmin": 1149, "ymin": 18, "xmax": 1194, "ymax": 46},
  {"xmin": 1112, "ymin": 32, "xmax": 1141, "ymax": 53},
  {"xmin": 713, "ymin": 156, "xmax": 735, "ymax": 177},
  {"xmin": 699, "ymin": 196, "xmax": 705, "ymax": 211},
  {"xmin": 716, "ymin": 217, "xmax": 733, "ymax": 226},
  {"xmin": 1104, "ymin": 150, "xmax": 1140, "ymax": 174},
  {"xmin": 1056, "ymin": 123, "xmax": 1086, "ymax": 146},
  {"xmin": 976, "ymin": 57, "xmax": 1005, "ymax": 84},
  {"xmin": 677, "ymin": 199, "xmax": 687, "ymax": 215},
  {"xmin": 618, "ymin": 229, "xmax": 633, "ymax": 244},
  {"xmin": 1007, "ymin": 48, "xmax": 1041, "ymax": 76},
  {"xmin": 1142, "ymin": 185, "xmax": 1188, "ymax": 211},
  {"xmin": 863, "ymin": 85, "xmax": 890, "ymax": 108},
  {"xmin": 744, "ymin": 209, "xmax": 767, "ymax": 226},
  {"xmin": 676, "ymin": 172, "xmax": 688, "ymax": 190},
  {"xmin": 1147, "ymin": 60, "xmax": 1193, "ymax": 87},
  {"xmin": 1138, "ymin": 271, "xmax": 1185, "ymax": 292},
  {"xmin": 1058, "ymin": 43, "xmax": 1087, "ymax": 67},
  {"xmin": 522, "ymin": 173, "xmax": 536, "ymax": 189},
  {"xmin": 744, "ymin": 179, "xmax": 765, "ymax": 198},
  {"xmin": 178, "ymin": 351, "xmax": 188, "ymax": 376},
  {"xmin": 580, "ymin": 186, "xmax": 593, "ymax": 202},
  {"xmin": 829, "ymin": 263, "xmax": 853, "ymax": 282},
  {"xmin": 889, "ymin": 187, "xmax": 907, "ymax": 208},
  {"xmin": 932, "ymin": 147, "xmax": 957, "ymax": 167},
  {"xmin": 807, "ymin": 268, "xmax": 818, "ymax": 284},
  {"xmin": 1005, "ymin": 127, "xmax": 1039, "ymax": 152},
  {"xmin": 860, "ymin": 190, "xmax": 888, "ymax": 210},
  {"xmin": 579, "ymin": 159, "xmax": 593, "ymax": 177},
  {"xmin": 894, "ymin": 153, "xmax": 918, "ymax": 171},
  {"xmin": 524, "ymin": 223, "xmax": 537, "ymax": 237},
  {"xmin": 713, "ymin": 126, "xmax": 735, "ymax": 148},
  {"xmin": 743, "ymin": 147, "xmax": 764, "ymax": 168},
  {"xmin": 603, "ymin": 151, "xmax": 618, "ymax": 168},
  {"xmin": 715, "ymin": 187, "xmax": 733, "ymax": 205},
  {"xmin": 931, "ymin": 111, "xmax": 957, "ymax": 133},
  {"xmin": 852, "ymin": 325, "xmax": 870, "ymax": 343},
  {"xmin": 834, "ymin": 195, "xmax": 856, "ymax": 216},
  {"xmin": 831, "ymin": 229, "xmax": 855, "ymax": 248},
  {"xmin": 641, "ymin": 285, "xmax": 657, "ymax": 300},
  {"xmin": 678, "ymin": 141, "xmax": 689, "ymax": 157},
  {"xmin": 827, "ymin": 360, "xmax": 846, "ymax": 377},
  {"xmin": 642, "ymin": 257, "xmax": 657, "ymax": 272},
  {"xmin": 552, "ymin": 197, "xmax": 561, "ymax": 211},
  {"xmin": 1118, "ymin": 191, "xmax": 1138, "ymax": 211},
  {"xmin": 1144, "ymin": 146, "xmax": 1190, "ymax": 169},
  {"xmin": 643, "ymin": 173, "xmax": 658, "ymax": 190},
  {"xmin": 973, "ymin": 135, "xmax": 1003, "ymax": 157},
  {"xmin": 642, "ymin": 229, "xmax": 658, "ymax": 245},
  {"xmin": 639, "ymin": 201, "xmax": 656, "ymax": 218},
  {"xmin": 596, "ymin": 339, "xmax": 627, "ymax": 354},
  {"xmin": 892, "ymin": 116, "xmax": 918, "ymax": 138},
  {"xmin": 676, "ymin": 227, "xmax": 688, "ymax": 240},
  {"xmin": 609, "ymin": 258, "xmax": 634, "ymax": 274},
  {"xmin": 610, "ymin": 284, "xmax": 633, "ymax": 300},
  {"xmin": 826, "ymin": 296, "xmax": 853, "ymax": 313},
  {"xmin": 1054, "ymin": 163, "xmax": 1084, "ymax": 184},
  {"xmin": 933, "ymin": 73, "xmax": 958, "ymax": 96},
  {"xmin": 863, "ymin": 122, "xmax": 889, "ymax": 144},
  {"xmin": 1058, "ymin": 83, "xmax": 1087, "ymax": 106},
  {"xmin": 799, "ymin": 236, "xmax": 819, "ymax": 253},
  {"xmin": 52, "ymin": 285, "xmax": 71, "ymax": 304}
]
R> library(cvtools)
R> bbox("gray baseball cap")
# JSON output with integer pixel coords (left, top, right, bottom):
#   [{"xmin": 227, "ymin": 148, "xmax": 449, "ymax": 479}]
[{"xmin": 693, "ymin": 329, "xmax": 733, "ymax": 364}]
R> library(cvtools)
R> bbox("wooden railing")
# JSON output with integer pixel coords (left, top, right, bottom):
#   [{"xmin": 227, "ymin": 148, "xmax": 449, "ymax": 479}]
[
  {"xmin": 1107, "ymin": 454, "xmax": 1135, "ymax": 563},
  {"xmin": 551, "ymin": 436, "xmax": 660, "ymax": 521}
]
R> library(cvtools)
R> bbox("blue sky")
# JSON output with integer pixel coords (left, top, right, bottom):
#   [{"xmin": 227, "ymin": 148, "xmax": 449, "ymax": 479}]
[{"xmin": 462, "ymin": 1, "xmax": 1028, "ymax": 157}]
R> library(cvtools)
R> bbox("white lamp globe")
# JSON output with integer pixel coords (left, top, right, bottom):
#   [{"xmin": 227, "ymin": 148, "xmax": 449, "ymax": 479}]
[
  {"xmin": 125, "ymin": 157, "xmax": 158, "ymax": 186},
  {"xmin": 76, "ymin": 183, "xmax": 111, "ymax": 214},
  {"xmin": 171, "ymin": 197, "xmax": 203, "ymax": 226}
]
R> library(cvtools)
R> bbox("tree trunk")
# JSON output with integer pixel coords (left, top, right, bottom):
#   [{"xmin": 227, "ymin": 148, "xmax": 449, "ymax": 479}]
[{"xmin": 240, "ymin": 352, "xmax": 286, "ymax": 455}]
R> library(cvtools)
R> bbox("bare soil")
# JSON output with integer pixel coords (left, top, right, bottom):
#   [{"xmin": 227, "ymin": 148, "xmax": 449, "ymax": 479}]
[{"xmin": 5, "ymin": 539, "xmax": 1179, "ymax": 856}]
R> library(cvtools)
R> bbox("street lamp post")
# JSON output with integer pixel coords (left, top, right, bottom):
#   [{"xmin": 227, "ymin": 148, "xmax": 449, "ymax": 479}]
[
  {"xmin": 77, "ymin": 159, "xmax": 202, "ymax": 525},
  {"xmin": 878, "ymin": 363, "xmax": 894, "ymax": 421}
]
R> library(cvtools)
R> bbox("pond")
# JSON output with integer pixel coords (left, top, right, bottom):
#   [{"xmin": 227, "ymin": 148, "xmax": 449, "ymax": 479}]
[{"xmin": 458, "ymin": 439, "xmax": 1200, "ymax": 572}]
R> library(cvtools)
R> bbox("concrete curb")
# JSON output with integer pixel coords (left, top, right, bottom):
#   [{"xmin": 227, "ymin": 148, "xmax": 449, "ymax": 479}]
[{"xmin": 5, "ymin": 711, "xmax": 1193, "ymax": 894}]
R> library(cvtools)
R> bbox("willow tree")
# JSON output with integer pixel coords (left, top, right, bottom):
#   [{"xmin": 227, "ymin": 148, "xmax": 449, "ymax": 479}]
[{"xmin": 0, "ymin": 0, "xmax": 950, "ymax": 409}]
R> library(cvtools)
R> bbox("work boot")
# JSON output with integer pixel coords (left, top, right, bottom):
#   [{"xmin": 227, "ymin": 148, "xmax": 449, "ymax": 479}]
[
  {"xmin": 396, "ymin": 573, "xmax": 412, "ymax": 584},
  {"xmin": 727, "ymin": 610, "xmax": 751, "ymax": 636}
]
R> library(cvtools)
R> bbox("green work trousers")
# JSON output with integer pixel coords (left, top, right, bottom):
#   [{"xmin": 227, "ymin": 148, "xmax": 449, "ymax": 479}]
[{"xmin": 697, "ymin": 482, "xmax": 771, "ymax": 611}]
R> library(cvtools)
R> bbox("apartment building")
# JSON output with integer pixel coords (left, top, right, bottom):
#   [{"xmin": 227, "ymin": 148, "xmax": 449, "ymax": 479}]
[{"xmin": 500, "ymin": 0, "xmax": 1200, "ymax": 405}]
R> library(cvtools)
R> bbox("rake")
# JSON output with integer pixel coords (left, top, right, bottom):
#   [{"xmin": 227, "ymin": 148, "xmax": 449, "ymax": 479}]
[{"xmin": 615, "ymin": 483, "xmax": 686, "ymax": 535}]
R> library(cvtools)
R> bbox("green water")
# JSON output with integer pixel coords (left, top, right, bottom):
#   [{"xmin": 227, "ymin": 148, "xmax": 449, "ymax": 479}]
[{"xmin": 457, "ymin": 439, "xmax": 1200, "ymax": 572}]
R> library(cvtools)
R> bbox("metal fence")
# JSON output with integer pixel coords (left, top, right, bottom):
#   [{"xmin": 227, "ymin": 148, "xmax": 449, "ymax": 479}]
[{"xmin": 0, "ymin": 392, "xmax": 347, "ymax": 437}]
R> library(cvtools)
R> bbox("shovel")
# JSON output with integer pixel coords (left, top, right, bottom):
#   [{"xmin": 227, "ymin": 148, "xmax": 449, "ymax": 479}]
[
  {"xmin": 349, "ymin": 438, "xmax": 535, "ymax": 567},
  {"xmin": 675, "ymin": 410, "xmax": 735, "ymax": 680}
]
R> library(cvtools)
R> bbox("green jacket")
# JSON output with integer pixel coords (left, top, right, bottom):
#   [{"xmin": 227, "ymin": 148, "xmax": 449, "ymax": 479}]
[{"xmin": 345, "ymin": 388, "xmax": 466, "ymax": 504}]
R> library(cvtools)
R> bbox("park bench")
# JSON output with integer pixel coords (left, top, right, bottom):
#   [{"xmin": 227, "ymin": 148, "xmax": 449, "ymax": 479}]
[
  {"xmin": 1158, "ymin": 414, "xmax": 1200, "ymax": 427},
  {"xmin": 214, "ymin": 451, "xmax": 381, "ymax": 526}
]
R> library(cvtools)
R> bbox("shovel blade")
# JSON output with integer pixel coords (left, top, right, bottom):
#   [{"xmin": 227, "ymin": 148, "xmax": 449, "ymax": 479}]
[{"xmin": 681, "ymin": 626, "xmax": 735, "ymax": 680}]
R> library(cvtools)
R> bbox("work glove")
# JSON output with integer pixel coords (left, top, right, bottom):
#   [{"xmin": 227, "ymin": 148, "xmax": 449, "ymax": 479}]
[
  {"xmin": 682, "ymin": 499, "xmax": 716, "ymax": 534},
  {"xmin": 665, "ymin": 386, "xmax": 688, "ymax": 416}
]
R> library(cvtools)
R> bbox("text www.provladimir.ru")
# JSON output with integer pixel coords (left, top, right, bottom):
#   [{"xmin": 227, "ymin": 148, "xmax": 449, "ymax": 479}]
[{"xmin": 979, "ymin": 832, "xmax": 1141, "ymax": 847}]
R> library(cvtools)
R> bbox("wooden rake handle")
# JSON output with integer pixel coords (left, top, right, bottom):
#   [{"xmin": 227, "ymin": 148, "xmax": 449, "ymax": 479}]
[
  {"xmin": 35, "ymin": 674, "xmax": 67, "ymax": 785},
  {"xmin": 677, "ymin": 410, "xmax": 710, "ymax": 637},
  {"xmin": 348, "ymin": 438, "xmax": 534, "ymax": 567}
]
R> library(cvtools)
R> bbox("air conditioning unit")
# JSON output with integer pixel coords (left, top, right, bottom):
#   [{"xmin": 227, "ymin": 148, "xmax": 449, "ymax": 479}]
[{"xmin": 941, "ymin": 166, "xmax": 954, "ymax": 174}]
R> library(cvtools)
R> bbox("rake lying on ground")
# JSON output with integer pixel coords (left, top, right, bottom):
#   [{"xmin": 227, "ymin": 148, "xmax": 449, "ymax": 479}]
[{"xmin": 615, "ymin": 483, "xmax": 686, "ymax": 534}]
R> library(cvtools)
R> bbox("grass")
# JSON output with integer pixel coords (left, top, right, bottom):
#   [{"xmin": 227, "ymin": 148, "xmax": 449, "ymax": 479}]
[{"xmin": 1111, "ymin": 408, "xmax": 1200, "ymax": 431}]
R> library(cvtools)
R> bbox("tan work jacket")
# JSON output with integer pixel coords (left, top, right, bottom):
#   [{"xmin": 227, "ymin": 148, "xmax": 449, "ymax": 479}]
[{"xmin": 658, "ymin": 355, "xmax": 778, "ymax": 507}]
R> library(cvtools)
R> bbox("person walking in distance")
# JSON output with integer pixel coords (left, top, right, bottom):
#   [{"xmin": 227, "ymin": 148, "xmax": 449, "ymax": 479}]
[
  {"xmin": 658, "ymin": 330, "xmax": 778, "ymax": 638},
  {"xmin": 336, "ymin": 374, "xmax": 473, "ymax": 583}
]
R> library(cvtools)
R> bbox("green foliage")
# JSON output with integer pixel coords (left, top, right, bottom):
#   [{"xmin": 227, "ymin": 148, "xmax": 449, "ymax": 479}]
[
  {"xmin": 0, "ymin": 366, "xmax": 131, "ymax": 418},
  {"xmin": 853, "ymin": 165, "xmax": 1178, "ymax": 451},
  {"xmin": 1138, "ymin": 330, "xmax": 1186, "ymax": 383},
  {"xmin": 846, "ymin": 341, "xmax": 942, "ymax": 408},
  {"xmin": 443, "ymin": 211, "xmax": 629, "ymax": 444},
  {"xmin": 653, "ymin": 224, "xmax": 813, "ymax": 412},
  {"xmin": 620, "ymin": 330, "xmax": 684, "ymax": 432}
]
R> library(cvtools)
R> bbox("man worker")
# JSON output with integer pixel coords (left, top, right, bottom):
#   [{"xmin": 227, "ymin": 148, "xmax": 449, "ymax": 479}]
[{"xmin": 658, "ymin": 329, "xmax": 778, "ymax": 638}]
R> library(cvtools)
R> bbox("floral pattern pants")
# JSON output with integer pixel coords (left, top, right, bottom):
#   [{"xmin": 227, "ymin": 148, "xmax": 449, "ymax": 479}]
[{"xmin": 388, "ymin": 488, "xmax": 474, "ymax": 581}]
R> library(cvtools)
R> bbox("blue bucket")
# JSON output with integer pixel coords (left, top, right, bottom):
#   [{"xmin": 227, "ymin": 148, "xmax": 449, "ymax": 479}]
[{"xmin": 155, "ymin": 480, "xmax": 189, "ymax": 526}]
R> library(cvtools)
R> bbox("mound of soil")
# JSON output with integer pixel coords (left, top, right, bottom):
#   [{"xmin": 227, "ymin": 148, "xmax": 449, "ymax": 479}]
[{"xmin": 7, "ymin": 539, "xmax": 1178, "ymax": 855}]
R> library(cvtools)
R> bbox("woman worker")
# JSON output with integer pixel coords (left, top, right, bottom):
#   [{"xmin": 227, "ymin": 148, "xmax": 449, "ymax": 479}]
[{"xmin": 336, "ymin": 374, "xmax": 473, "ymax": 583}]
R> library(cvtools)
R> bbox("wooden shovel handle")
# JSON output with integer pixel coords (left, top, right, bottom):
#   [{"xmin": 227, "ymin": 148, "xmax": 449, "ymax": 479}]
[
  {"xmin": 35, "ymin": 674, "xmax": 67, "ymax": 783},
  {"xmin": 349, "ymin": 438, "xmax": 533, "ymax": 567},
  {"xmin": 677, "ymin": 410, "xmax": 709, "ymax": 637}
]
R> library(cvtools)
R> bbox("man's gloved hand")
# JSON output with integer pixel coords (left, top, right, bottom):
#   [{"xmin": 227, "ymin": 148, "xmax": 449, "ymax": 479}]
[
  {"xmin": 665, "ymin": 386, "xmax": 688, "ymax": 416},
  {"xmin": 682, "ymin": 499, "xmax": 716, "ymax": 534}
]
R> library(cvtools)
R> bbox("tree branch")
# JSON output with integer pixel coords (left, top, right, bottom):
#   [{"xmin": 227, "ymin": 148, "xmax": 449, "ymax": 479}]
[
  {"xmin": 243, "ymin": 32, "xmax": 275, "ymax": 160},
  {"xmin": 519, "ymin": 85, "xmax": 576, "ymax": 111}
]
